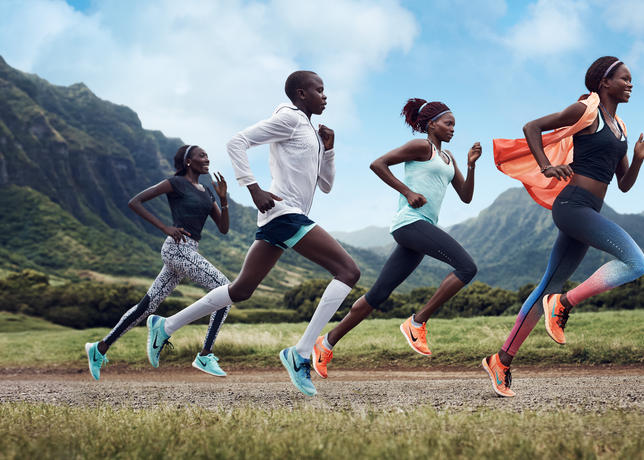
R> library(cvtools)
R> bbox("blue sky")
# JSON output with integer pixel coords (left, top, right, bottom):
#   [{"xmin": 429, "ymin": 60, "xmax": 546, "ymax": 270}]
[{"xmin": 2, "ymin": 0, "xmax": 644, "ymax": 231}]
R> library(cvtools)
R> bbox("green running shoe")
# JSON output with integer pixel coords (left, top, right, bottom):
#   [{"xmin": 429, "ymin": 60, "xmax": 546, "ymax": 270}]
[
  {"xmin": 146, "ymin": 315, "xmax": 171, "ymax": 368},
  {"xmin": 85, "ymin": 342, "xmax": 108, "ymax": 381},
  {"xmin": 279, "ymin": 346, "xmax": 316, "ymax": 396},
  {"xmin": 192, "ymin": 353, "xmax": 227, "ymax": 377}
]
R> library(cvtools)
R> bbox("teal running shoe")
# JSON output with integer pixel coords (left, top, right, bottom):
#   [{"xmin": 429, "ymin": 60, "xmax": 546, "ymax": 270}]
[
  {"xmin": 84, "ymin": 342, "xmax": 108, "ymax": 381},
  {"xmin": 146, "ymin": 315, "xmax": 171, "ymax": 368},
  {"xmin": 279, "ymin": 346, "xmax": 316, "ymax": 396},
  {"xmin": 192, "ymin": 353, "xmax": 227, "ymax": 377}
]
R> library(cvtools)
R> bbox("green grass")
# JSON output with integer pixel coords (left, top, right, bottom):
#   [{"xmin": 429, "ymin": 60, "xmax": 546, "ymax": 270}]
[
  {"xmin": 0, "ymin": 404, "xmax": 641, "ymax": 459},
  {"xmin": 0, "ymin": 310, "xmax": 642, "ymax": 369},
  {"xmin": 0, "ymin": 312, "xmax": 69, "ymax": 333}
]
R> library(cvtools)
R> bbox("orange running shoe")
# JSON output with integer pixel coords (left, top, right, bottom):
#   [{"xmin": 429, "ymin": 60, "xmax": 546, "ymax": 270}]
[
  {"xmin": 481, "ymin": 354, "xmax": 515, "ymax": 397},
  {"xmin": 400, "ymin": 316, "xmax": 431, "ymax": 356},
  {"xmin": 312, "ymin": 336, "xmax": 333, "ymax": 379},
  {"xmin": 543, "ymin": 294, "xmax": 569, "ymax": 345}
]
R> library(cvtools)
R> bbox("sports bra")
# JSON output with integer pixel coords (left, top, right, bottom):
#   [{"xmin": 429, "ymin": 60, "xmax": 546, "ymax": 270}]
[{"xmin": 571, "ymin": 109, "xmax": 627, "ymax": 184}]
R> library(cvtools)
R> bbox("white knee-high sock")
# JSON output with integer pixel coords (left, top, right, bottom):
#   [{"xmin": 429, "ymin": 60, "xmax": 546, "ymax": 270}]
[
  {"xmin": 164, "ymin": 285, "xmax": 232, "ymax": 335},
  {"xmin": 295, "ymin": 279, "xmax": 352, "ymax": 359}
]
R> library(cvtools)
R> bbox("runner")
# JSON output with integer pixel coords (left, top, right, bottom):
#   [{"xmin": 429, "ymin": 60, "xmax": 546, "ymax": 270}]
[
  {"xmin": 145, "ymin": 71, "xmax": 360, "ymax": 396},
  {"xmin": 84, "ymin": 145, "xmax": 231, "ymax": 380},
  {"xmin": 312, "ymin": 98, "xmax": 481, "ymax": 378},
  {"xmin": 483, "ymin": 56, "xmax": 644, "ymax": 397}
]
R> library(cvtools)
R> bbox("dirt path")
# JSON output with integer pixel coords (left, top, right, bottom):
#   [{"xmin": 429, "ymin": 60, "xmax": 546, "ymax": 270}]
[{"xmin": 1, "ymin": 366, "xmax": 642, "ymax": 412}]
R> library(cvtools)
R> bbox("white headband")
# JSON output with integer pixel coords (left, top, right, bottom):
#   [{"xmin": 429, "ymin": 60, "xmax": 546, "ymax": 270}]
[
  {"xmin": 430, "ymin": 109, "xmax": 452, "ymax": 121},
  {"xmin": 602, "ymin": 60, "xmax": 622, "ymax": 79},
  {"xmin": 418, "ymin": 102, "xmax": 429, "ymax": 113},
  {"xmin": 183, "ymin": 145, "xmax": 195, "ymax": 164}
]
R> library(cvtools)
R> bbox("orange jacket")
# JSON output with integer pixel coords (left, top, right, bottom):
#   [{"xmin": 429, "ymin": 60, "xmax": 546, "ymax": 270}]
[{"xmin": 493, "ymin": 93, "xmax": 626, "ymax": 209}]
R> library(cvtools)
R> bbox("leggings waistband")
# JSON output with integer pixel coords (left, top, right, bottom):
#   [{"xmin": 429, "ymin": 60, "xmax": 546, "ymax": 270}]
[{"xmin": 554, "ymin": 185, "xmax": 603, "ymax": 213}]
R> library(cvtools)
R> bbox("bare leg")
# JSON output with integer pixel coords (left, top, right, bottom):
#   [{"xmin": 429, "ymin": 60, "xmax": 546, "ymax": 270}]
[
  {"xmin": 414, "ymin": 273, "xmax": 465, "ymax": 323},
  {"xmin": 292, "ymin": 226, "xmax": 360, "ymax": 286},
  {"xmin": 228, "ymin": 240, "xmax": 284, "ymax": 302},
  {"xmin": 326, "ymin": 296, "xmax": 373, "ymax": 346}
]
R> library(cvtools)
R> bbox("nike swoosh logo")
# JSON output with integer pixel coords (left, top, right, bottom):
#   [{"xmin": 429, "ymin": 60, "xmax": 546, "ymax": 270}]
[
  {"xmin": 317, "ymin": 351, "xmax": 323, "ymax": 363},
  {"xmin": 290, "ymin": 352, "xmax": 301, "ymax": 372},
  {"xmin": 409, "ymin": 327, "xmax": 418, "ymax": 342},
  {"xmin": 92, "ymin": 349, "xmax": 99, "ymax": 362},
  {"xmin": 495, "ymin": 371, "xmax": 503, "ymax": 385},
  {"xmin": 549, "ymin": 298, "xmax": 557, "ymax": 318},
  {"xmin": 153, "ymin": 334, "xmax": 160, "ymax": 349},
  {"xmin": 198, "ymin": 358, "xmax": 207, "ymax": 366}
]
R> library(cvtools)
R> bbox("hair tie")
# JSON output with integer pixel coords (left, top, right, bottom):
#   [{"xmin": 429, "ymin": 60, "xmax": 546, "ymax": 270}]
[
  {"xmin": 183, "ymin": 145, "xmax": 195, "ymax": 164},
  {"xmin": 602, "ymin": 60, "xmax": 622, "ymax": 79},
  {"xmin": 418, "ymin": 102, "xmax": 429, "ymax": 113},
  {"xmin": 430, "ymin": 110, "xmax": 451, "ymax": 121}
]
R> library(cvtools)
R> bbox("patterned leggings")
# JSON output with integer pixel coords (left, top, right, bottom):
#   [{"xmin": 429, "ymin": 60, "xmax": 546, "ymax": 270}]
[
  {"xmin": 103, "ymin": 237, "xmax": 231, "ymax": 350},
  {"xmin": 502, "ymin": 185, "xmax": 644, "ymax": 356}
]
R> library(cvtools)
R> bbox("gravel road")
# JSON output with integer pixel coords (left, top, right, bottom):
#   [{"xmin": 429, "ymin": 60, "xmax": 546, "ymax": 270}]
[{"xmin": 1, "ymin": 366, "xmax": 642, "ymax": 412}]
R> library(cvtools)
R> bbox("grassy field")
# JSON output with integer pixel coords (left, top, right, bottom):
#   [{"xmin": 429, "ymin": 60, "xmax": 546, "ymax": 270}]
[
  {"xmin": 0, "ymin": 404, "xmax": 642, "ymax": 459},
  {"xmin": 0, "ymin": 310, "xmax": 642, "ymax": 369}
]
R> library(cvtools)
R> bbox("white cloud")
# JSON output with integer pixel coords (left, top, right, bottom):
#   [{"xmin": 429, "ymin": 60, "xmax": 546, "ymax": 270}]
[
  {"xmin": 603, "ymin": 0, "xmax": 644, "ymax": 37},
  {"xmin": 0, "ymin": 0, "xmax": 417, "ymax": 161},
  {"xmin": 501, "ymin": 0, "xmax": 588, "ymax": 58}
]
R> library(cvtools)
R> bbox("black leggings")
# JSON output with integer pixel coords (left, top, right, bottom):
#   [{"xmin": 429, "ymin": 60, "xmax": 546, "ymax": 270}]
[{"xmin": 364, "ymin": 219, "xmax": 477, "ymax": 310}]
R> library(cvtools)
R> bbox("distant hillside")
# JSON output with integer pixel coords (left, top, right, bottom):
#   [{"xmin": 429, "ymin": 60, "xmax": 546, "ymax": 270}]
[{"xmin": 332, "ymin": 225, "xmax": 393, "ymax": 249}]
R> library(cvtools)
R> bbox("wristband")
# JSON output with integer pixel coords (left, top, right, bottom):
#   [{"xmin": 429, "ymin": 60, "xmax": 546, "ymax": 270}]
[{"xmin": 540, "ymin": 165, "xmax": 553, "ymax": 173}]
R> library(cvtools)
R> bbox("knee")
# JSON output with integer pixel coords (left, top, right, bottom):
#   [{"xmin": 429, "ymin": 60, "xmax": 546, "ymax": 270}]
[
  {"xmin": 338, "ymin": 261, "xmax": 361, "ymax": 287},
  {"xmin": 457, "ymin": 261, "xmax": 478, "ymax": 285},
  {"xmin": 228, "ymin": 283, "xmax": 254, "ymax": 303}
]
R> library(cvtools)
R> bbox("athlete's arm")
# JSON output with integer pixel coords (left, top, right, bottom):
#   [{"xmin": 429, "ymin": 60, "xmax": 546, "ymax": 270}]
[
  {"xmin": 523, "ymin": 101, "xmax": 587, "ymax": 181},
  {"xmin": 616, "ymin": 133, "xmax": 644, "ymax": 192},
  {"xmin": 226, "ymin": 111, "xmax": 297, "ymax": 212},
  {"xmin": 209, "ymin": 172, "xmax": 229, "ymax": 234},
  {"xmin": 450, "ymin": 142, "xmax": 481, "ymax": 203},
  {"xmin": 317, "ymin": 124, "xmax": 335, "ymax": 193},
  {"xmin": 370, "ymin": 139, "xmax": 431, "ymax": 209},
  {"xmin": 128, "ymin": 179, "xmax": 190, "ymax": 243}
]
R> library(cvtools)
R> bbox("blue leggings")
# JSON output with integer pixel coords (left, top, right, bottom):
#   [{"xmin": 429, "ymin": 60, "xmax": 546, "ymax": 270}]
[{"xmin": 503, "ymin": 185, "xmax": 644, "ymax": 356}]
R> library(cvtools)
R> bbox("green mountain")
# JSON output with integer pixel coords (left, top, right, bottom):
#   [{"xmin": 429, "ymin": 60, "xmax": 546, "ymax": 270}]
[{"xmin": 0, "ymin": 56, "xmax": 387, "ymax": 292}]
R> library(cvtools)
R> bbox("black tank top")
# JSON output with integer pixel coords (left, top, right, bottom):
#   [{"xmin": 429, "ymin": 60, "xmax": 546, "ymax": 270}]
[
  {"xmin": 571, "ymin": 109, "xmax": 627, "ymax": 184},
  {"xmin": 166, "ymin": 176, "xmax": 215, "ymax": 241}
]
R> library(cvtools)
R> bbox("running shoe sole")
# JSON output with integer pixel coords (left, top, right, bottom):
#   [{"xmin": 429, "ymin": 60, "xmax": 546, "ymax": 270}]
[
  {"xmin": 399, "ymin": 324, "xmax": 432, "ymax": 356},
  {"xmin": 542, "ymin": 295, "xmax": 566, "ymax": 345},
  {"xmin": 481, "ymin": 357, "xmax": 514, "ymax": 398},
  {"xmin": 191, "ymin": 360, "xmax": 227, "ymax": 377},
  {"xmin": 279, "ymin": 348, "xmax": 316, "ymax": 397}
]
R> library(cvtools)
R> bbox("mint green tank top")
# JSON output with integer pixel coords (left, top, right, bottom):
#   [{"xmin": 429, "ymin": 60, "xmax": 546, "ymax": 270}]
[{"xmin": 390, "ymin": 144, "xmax": 455, "ymax": 233}]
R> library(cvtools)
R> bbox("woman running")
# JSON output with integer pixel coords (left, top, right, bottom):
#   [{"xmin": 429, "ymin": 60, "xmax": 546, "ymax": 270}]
[
  {"xmin": 84, "ymin": 145, "xmax": 232, "ymax": 380},
  {"xmin": 312, "ymin": 99, "xmax": 481, "ymax": 378},
  {"xmin": 144, "ymin": 71, "xmax": 360, "ymax": 397},
  {"xmin": 483, "ymin": 56, "xmax": 644, "ymax": 397}
]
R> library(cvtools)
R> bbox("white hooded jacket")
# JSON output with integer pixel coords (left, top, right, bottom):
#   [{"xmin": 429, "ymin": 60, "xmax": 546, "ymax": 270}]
[{"xmin": 226, "ymin": 103, "xmax": 335, "ymax": 227}]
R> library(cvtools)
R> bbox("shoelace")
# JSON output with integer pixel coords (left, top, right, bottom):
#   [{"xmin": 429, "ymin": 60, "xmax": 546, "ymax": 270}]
[
  {"xmin": 102, "ymin": 356, "xmax": 109, "ymax": 368},
  {"xmin": 160, "ymin": 340, "xmax": 174, "ymax": 354},
  {"xmin": 302, "ymin": 361, "xmax": 312, "ymax": 379},
  {"xmin": 504, "ymin": 367, "xmax": 512, "ymax": 389},
  {"xmin": 555, "ymin": 307, "xmax": 571, "ymax": 330}
]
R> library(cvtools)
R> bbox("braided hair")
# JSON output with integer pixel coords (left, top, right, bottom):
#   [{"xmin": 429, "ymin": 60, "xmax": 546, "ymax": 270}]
[
  {"xmin": 401, "ymin": 99, "xmax": 451, "ymax": 133},
  {"xmin": 585, "ymin": 56, "xmax": 622, "ymax": 93},
  {"xmin": 173, "ymin": 145, "xmax": 197, "ymax": 176}
]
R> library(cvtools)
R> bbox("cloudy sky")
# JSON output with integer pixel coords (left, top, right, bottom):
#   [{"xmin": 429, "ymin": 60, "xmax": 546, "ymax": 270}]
[{"xmin": 2, "ymin": 0, "xmax": 644, "ymax": 231}]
